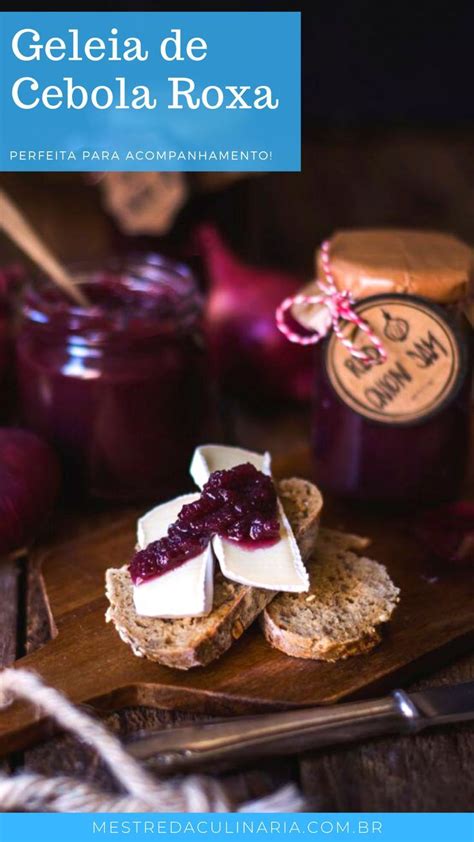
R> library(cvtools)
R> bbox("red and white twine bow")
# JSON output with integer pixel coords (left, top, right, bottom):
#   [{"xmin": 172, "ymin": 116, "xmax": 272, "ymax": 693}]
[{"xmin": 276, "ymin": 240, "xmax": 387, "ymax": 363}]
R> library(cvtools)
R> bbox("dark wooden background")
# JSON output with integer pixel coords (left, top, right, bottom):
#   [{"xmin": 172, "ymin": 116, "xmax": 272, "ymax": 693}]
[{"xmin": 0, "ymin": 135, "xmax": 473, "ymax": 810}]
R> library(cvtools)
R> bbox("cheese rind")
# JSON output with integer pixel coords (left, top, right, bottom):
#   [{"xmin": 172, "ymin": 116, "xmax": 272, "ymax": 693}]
[
  {"xmin": 134, "ymin": 494, "xmax": 214, "ymax": 618},
  {"xmin": 190, "ymin": 445, "xmax": 309, "ymax": 593},
  {"xmin": 138, "ymin": 494, "xmax": 201, "ymax": 551},
  {"xmin": 190, "ymin": 444, "xmax": 271, "ymax": 489}
]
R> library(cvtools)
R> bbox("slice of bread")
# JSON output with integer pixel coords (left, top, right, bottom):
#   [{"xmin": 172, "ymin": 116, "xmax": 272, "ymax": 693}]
[
  {"xmin": 262, "ymin": 528, "xmax": 400, "ymax": 662},
  {"xmin": 105, "ymin": 478, "xmax": 323, "ymax": 670}
]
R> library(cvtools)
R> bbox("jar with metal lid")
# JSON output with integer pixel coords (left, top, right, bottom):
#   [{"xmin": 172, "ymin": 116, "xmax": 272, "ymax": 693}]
[{"xmin": 299, "ymin": 230, "xmax": 472, "ymax": 504}]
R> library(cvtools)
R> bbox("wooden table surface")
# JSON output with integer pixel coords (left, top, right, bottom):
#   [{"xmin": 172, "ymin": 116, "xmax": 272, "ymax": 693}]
[
  {"xmin": 0, "ymin": 407, "xmax": 472, "ymax": 811},
  {"xmin": 0, "ymin": 170, "xmax": 473, "ymax": 811}
]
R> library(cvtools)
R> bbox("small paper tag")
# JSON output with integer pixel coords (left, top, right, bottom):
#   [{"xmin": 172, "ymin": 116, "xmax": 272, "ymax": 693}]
[
  {"xmin": 100, "ymin": 172, "xmax": 188, "ymax": 235},
  {"xmin": 325, "ymin": 294, "xmax": 467, "ymax": 426},
  {"xmin": 291, "ymin": 280, "xmax": 332, "ymax": 336}
]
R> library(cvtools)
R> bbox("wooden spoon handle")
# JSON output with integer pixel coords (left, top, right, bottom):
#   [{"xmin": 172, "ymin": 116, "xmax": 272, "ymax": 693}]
[{"xmin": 0, "ymin": 188, "xmax": 89, "ymax": 307}]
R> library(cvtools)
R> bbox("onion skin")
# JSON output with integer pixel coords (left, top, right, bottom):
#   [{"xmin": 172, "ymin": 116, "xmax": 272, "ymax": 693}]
[
  {"xmin": 0, "ymin": 429, "xmax": 61, "ymax": 556},
  {"xmin": 414, "ymin": 501, "xmax": 474, "ymax": 565},
  {"xmin": 0, "ymin": 313, "xmax": 8, "ymax": 383},
  {"xmin": 196, "ymin": 225, "xmax": 313, "ymax": 403}
]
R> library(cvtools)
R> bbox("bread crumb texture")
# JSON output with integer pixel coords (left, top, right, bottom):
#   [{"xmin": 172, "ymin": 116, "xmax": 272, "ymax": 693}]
[
  {"xmin": 262, "ymin": 528, "xmax": 400, "ymax": 662},
  {"xmin": 105, "ymin": 477, "xmax": 322, "ymax": 669}
]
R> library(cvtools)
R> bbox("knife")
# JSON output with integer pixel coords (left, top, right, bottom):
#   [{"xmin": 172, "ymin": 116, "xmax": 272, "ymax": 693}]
[{"xmin": 126, "ymin": 682, "xmax": 474, "ymax": 771}]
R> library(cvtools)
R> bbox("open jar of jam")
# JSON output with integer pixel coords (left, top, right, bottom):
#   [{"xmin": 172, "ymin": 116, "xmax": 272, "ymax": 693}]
[
  {"xmin": 16, "ymin": 255, "xmax": 210, "ymax": 501},
  {"xmin": 0, "ymin": 266, "xmax": 20, "ymax": 387},
  {"xmin": 306, "ymin": 230, "xmax": 472, "ymax": 505}
]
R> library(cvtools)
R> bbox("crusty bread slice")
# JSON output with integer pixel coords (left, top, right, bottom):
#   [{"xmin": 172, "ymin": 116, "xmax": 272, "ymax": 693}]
[
  {"xmin": 105, "ymin": 478, "xmax": 323, "ymax": 670},
  {"xmin": 277, "ymin": 478, "xmax": 322, "ymax": 563},
  {"xmin": 262, "ymin": 528, "xmax": 399, "ymax": 662}
]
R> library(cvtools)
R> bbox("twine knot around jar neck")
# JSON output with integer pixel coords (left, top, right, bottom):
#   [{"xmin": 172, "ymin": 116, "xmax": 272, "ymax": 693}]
[{"xmin": 275, "ymin": 239, "xmax": 388, "ymax": 365}]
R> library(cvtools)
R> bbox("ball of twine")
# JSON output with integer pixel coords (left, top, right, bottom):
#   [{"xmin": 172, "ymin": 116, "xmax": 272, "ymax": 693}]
[{"xmin": 0, "ymin": 668, "xmax": 304, "ymax": 813}]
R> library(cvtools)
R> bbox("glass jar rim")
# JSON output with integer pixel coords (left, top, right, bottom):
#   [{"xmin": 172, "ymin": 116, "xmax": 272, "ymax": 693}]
[{"xmin": 20, "ymin": 253, "xmax": 202, "ymax": 341}]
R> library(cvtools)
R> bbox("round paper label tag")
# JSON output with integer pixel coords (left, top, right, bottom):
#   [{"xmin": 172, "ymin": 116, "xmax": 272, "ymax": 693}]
[{"xmin": 325, "ymin": 294, "xmax": 466, "ymax": 425}]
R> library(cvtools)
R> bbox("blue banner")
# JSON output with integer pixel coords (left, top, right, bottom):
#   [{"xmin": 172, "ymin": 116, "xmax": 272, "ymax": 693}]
[
  {"xmin": 0, "ymin": 813, "xmax": 473, "ymax": 841},
  {"xmin": 0, "ymin": 11, "xmax": 300, "ymax": 171}
]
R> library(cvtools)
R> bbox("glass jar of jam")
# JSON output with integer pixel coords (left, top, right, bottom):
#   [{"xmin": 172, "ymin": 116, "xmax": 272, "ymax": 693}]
[
  {"xmin": 0, "ymin": 265, "xmax": 21, "ymax": 387},
  {"xmin": 16, "ymin": 255, "xmax": 210, "ymax": 501},
  {"xmin": 309, "ymin": 230, "xmax": 472, "ymax": 505}
]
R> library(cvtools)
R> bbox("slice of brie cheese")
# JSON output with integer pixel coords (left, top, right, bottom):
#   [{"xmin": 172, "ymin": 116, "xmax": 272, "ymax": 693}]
[
  {"xmin": 189, "ymin": 445, "xmax": 309, "ymax": 592},
  {"xmin": 190, "ymin": 444, "xmax": 272, "ymax": 488},
  {"xmin": 133, "ymin": 494, "xmax": 214, "ymax": 618}
]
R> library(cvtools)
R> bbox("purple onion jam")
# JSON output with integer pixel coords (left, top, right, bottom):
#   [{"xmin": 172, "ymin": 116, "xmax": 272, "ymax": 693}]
[{"xmin": 130, "ymin": 463, "xmax": 280, "ymax": 585}]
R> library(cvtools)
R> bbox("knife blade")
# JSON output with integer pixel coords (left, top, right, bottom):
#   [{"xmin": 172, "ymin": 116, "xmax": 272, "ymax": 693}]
[
  {"xmin": 410, "ymin": 681, "xmax": 474, "ymax": 724},
  {"xmin": 126, "ymin": 682, "xmax": 474, "ymax": 772}
]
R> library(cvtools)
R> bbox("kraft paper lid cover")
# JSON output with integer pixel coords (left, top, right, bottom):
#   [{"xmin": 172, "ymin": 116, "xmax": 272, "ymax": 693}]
[{"xmin": 315, "ymin": 229, "xmax": 473, "ymax": 304}]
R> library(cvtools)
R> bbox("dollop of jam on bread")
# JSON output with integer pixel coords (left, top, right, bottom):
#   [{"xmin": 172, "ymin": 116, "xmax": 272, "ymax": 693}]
[{"xmin": 129, "ymin": 463, "xmax": 280, "ymax": 584}]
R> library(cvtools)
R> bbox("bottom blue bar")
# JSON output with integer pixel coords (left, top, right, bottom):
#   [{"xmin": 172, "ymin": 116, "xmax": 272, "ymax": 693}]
[{"xmin": 0, "ymin": 813, "xmax": 473, "ymax": 842}]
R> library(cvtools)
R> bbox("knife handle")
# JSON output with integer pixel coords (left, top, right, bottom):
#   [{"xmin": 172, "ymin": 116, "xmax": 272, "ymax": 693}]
[{"xmin": 128, "ymin": 690, "xmax": 421, "ymax": 771}]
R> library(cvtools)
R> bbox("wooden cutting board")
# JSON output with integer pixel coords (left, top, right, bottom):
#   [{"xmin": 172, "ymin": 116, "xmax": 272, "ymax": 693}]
[{"xmin": 0, "ymin": 476, "xmax": 473, "ymax": 756}]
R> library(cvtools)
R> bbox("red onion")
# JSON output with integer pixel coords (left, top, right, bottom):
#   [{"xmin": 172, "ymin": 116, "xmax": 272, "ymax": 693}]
[
  {"xmin": 196, "ymin": 225, "xmax": 313, "ymax": 403},
  {"xmin": 0, "ymin": 312, "xmax": 8, "ymax": 383},
  {"xmin": 414, "ymin": 501, "xmax": 474, "ymax": 565},
  {"xmin": 0, "ymin": 429, "xmax": 61, "ymax": 555}
]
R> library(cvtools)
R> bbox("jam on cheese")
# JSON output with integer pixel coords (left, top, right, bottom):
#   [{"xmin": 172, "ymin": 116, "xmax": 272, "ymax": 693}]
[
  {"xmin": 190, "ymin": 444, "xmax": 310, "ymax": 593},
  {"xmin": 133, "ymin": 493, "xmax": 214, "ymax": 618},
  {"xmin": 129, "ymin": 463, "xmax": 279, "ymax": 585}
]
